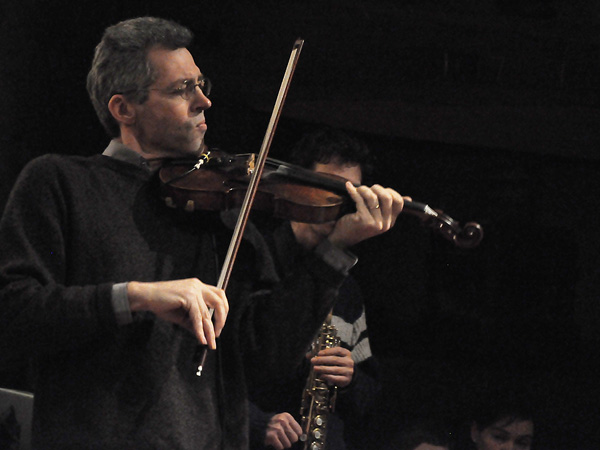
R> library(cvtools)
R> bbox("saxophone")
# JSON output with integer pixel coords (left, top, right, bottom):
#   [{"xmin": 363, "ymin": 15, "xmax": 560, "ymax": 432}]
[{"xmin": 298, "ymin": 311, "xmax": 341, "ymax": 450}]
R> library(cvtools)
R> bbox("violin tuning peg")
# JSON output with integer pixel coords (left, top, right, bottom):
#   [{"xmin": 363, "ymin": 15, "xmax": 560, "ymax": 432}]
[
  {"xmin": 185, "ymin": 200, "xmax": 195, "ymax": 212},
  {"xmin": 165, "ymin": 197, "xmax": 176, "ymax": 208}
]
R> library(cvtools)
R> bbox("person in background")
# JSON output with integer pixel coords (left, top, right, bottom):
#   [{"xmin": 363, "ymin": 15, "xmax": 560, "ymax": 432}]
[
  {"xmin": 402, "ymin": 430, "xmax": 451, "ymax": 450},
  {"xmin": 249, "ymin": 128, "xmax": 387, "ymax": 450},
  {"xmin": 397, "ymin": 420, "xmax": 453, "ymax": 450},
  {"xmin": 379, "ymin": 418, "xmax": 453, "ymax": 450},
  {"xmin": 469, "ymin": 391, "xmax": 534, "ymax": 450},
  {"xmin": 470, "ymin": 413, "xmax": 533, "ymax": 450}
]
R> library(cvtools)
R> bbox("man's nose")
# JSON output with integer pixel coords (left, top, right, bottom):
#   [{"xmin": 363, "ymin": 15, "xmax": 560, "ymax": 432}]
[{"xmin": 191, "ymin": 87, "xmax": 211, "ymax": 110}]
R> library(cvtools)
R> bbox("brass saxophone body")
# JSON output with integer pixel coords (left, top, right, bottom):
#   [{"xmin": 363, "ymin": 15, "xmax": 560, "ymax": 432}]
[{"xmin": 299, "ymin": 312, "xmax": 341, "ymax": 450}]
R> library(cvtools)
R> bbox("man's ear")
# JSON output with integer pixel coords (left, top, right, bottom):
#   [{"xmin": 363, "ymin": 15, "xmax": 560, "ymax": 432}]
[{"xmin": 108, "ymin": 94, "xmax": 136, "ymax": 126}]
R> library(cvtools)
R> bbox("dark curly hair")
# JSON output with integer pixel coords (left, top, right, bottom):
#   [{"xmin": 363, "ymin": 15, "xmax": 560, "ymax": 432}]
[
  {"xmin": 288, "ymin": 127, "xmax": 374, "ymax": 183},
  {"xmin": 472, "ymin": 388, "xmax": 535, "ymax": 431}
]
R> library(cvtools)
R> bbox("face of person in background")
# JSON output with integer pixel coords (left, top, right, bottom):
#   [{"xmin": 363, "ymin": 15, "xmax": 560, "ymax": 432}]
[{"xmin": 471, "ymin": 417, "xmax": 534, "ymax": 450}]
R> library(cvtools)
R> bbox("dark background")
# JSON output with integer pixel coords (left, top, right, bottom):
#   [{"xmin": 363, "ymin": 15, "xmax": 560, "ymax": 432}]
[{"xmin": 1, "ymin": 1, "xmax": 600, "ymax": 448}]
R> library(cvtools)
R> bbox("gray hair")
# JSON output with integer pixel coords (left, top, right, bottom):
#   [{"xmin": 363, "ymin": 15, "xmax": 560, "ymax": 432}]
[{"xmin": 87, "ymin": 17, "xmax": 193, "ymax": 137}]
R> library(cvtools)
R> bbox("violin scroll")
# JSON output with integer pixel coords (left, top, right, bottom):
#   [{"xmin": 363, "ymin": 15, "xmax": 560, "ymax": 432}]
[
  {"xmin": 457, "ymin": 222, "xmax": 484, "ymax": 249},
  {"xmin": 404, "ymin": 201, "xmax": 483, "ymax": 249}
]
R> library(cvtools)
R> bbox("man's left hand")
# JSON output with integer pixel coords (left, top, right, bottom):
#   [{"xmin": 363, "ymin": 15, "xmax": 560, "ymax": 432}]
[
  {"xmin": 327, "ymin": 183, "xmax": 405, "ymax": 249},
  {"xmin": 310, "ymin": 347, "xmax": 354, "ymax": 388}
]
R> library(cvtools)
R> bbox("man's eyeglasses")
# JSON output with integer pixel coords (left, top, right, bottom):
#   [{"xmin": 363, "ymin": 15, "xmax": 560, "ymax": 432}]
[{"xmin": 120, "ymin": 76, "xmax": 212, "ymax": 101}]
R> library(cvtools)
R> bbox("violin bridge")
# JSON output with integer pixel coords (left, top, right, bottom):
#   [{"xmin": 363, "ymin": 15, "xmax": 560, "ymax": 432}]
[{"xmin": 247, "ymin": 153, "xmax": 255, "ymax": 175}]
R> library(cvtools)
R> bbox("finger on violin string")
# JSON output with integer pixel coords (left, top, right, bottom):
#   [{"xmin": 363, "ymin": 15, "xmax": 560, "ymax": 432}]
[
  {"xmin": 378, "ymin": 186, "xmax": 404, "ymax": 217},
  {"xmin": 344, "ymin": 182, "xmax": 365, "ymax": 211},
  {"xmin": 365, "ymin": 189, "xmax": 381, "ymax": 211},
  {"xmin": 386, "ymin": 191, "xmax": 406, "ymax": 227},
  {"xmin": 346, "ymin": 182, "xmax": 380, "ymax": 213},
  {"xmin": 371, "ymin": 184, "xmax": 394, "ymax": 205},
  {"xmin": 369, "ymin": 185, "xmax": 394, "ymax": 226}
]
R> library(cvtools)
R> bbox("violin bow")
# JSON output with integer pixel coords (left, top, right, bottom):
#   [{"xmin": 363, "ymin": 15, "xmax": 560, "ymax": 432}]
[{"xmin": 195, "ymin": 38, "xmax": 304, "ymax": 376}]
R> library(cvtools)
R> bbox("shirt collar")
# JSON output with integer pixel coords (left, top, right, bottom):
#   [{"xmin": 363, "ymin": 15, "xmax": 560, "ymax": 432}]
[{"xmin": 102, "ymin": 140, "xmax": 161, "ymax": 173}]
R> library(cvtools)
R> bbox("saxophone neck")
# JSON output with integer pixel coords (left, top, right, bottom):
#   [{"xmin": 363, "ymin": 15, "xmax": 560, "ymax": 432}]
[{"xmin": 325, "ymin": 309, "xmax": 334, "ymax": 325}]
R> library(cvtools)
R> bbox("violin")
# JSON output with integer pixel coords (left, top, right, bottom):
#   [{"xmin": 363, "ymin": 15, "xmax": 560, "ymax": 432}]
[{"xmin": 158, "ymin": 149, "xmax": 484, "ymax": 249}]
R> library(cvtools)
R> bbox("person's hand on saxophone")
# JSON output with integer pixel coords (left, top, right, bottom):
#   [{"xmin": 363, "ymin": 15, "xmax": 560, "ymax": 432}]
[{"xmin": 310, "ymin": 346, "xmax": 354, "ymax": 388}]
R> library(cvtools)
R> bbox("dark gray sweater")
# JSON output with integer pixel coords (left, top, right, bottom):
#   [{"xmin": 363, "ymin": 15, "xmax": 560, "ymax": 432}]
[{"xmin": 0, "ymin": 153, "xmax": 345, "ymax": 449}]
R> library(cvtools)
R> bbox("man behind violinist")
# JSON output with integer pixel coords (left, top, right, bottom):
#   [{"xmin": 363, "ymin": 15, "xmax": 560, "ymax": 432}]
[
  {"xmin": 249, "ymin": 128, "xmax": 384, "ymax": 450},
  {"xmin": 0, "ymin": 17, "xmax": 405, "ymax": 449}
]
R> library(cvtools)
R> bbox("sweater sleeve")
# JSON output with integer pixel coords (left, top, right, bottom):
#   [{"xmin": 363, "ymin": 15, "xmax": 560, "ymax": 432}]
[
  {"xmin": 331, "ymin": 279, "xmax": 382, "ymax": 422},
  {"xmin": 248, "ymin": 401, "xmax": 273, "ymax": 449},
  {"xmin": 335, "ymin": 355, "xmax": 381, "ymax": 421},
  {"xmin": 0, "ymin": 156, "xmax": 118, "ymax": 364}
]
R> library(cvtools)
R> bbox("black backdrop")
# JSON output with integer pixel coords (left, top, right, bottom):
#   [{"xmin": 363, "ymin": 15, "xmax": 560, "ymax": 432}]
[{"xmin": 1, "ymin": 1, "xmax": 600, "ymax": 448}]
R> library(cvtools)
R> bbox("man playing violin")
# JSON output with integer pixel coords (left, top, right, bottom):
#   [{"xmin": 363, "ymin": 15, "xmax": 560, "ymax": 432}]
[
  {"xmin": 0, "ymin": 17, "xmax": 404, "ymax": 449},
  {"xmin": 249, "ymin": 128, "xmax": 386, "ymax": 450}
]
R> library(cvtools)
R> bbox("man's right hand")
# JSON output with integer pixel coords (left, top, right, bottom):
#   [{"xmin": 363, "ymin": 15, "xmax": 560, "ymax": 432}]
[
  {"xmin": 264, "ymin": 412, "xmax": 302, "ymax": 449},
  {"xmin": 127, "ymin": 278, "xmax": 229, "ymax": 349}
]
